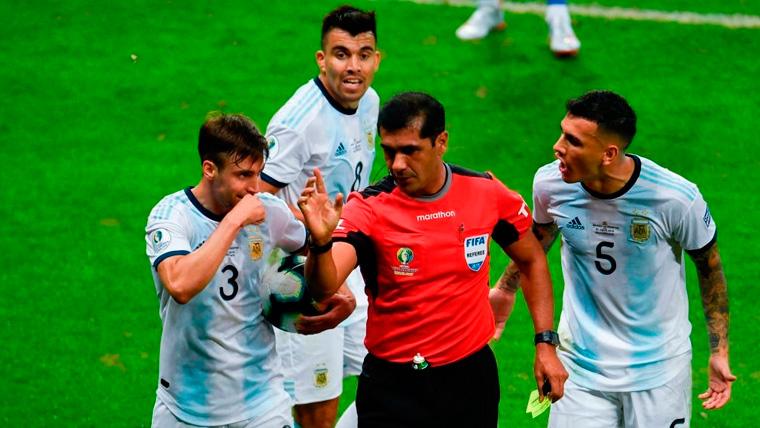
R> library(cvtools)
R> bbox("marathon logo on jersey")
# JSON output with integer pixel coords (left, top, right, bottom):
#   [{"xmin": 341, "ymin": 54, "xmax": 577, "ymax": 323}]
[
  {"xmin": 314, "ymin": 368, "xmax": 328, "ymax": 388},
  {"xmin": 464, "ymin": 234, "xmax": 488, "ymax": 271},
  {"xmin": 703, "ymin": 207, "xmax": 712, "ymax": 228},
  {"xmin": 565, "ymin": 217, "xmax": 585, "ymax": 230},
  {"xmin": 334, "ymin": 142, "xmax": 347, "ymax": 157},
  {"xmin": 629, "ymin": 217, "xmax": 651, "ymax": 243},
  {"xmin": 267, "ymin": 135, "xmax": 280, "ymax": 159},
  {"xmin": 416, "ymin": 210, "xmax": 456, "ymax": 222},
  {"xmin": 150, "ymin": 229, "xmax": 171, "ymax": 252},
  {"xmin": 392, "ymin": 247, "xmax": 418, "ymax": 276},
  {"xmin": 592, "ymin": 221, "xmax": 619, "ymax": 236}
]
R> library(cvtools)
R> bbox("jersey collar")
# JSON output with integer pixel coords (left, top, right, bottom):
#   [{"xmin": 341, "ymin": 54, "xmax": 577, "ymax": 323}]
[
  {"xmin": 313, "ymin": 77, "xmax": 358, "ymax": 115},
  {"xmin": 411, "ymin": 163, "xmax": 452, "ymax": 202},
  {"xmin": 184, "ymin": 187, "xmax": 225, "ymax": 222},
  {"xmin": 581, "ymin": 154, "xmax": 641, "ymax": 200}
]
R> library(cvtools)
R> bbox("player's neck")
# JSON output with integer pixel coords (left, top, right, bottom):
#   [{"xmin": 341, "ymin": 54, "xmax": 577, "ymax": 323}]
[
  {"xmin": 192, "ymin": 180, "xmax": 226, "ymax": 217},
  {"xmin": 584, "ymin": 155, "xmax": 635, "ymax": 195}
]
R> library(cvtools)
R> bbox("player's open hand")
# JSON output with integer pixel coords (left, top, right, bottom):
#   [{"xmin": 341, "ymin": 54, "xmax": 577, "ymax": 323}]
[
  {"xmin": 295, "ymin": 289, "xmax": 356, "ymax": 335},
  {"xmin": 297, "ymin": 168, "xmax": 343, "ymax": 243},
  {"xmin": 699, "ymin": 353, "xmax": 736, "ymax": 409},
  {"xmin": 489, "ymin": 286, "xmax": 517, "ymax": 341},
  {"xmin": 534, "ymin": 344, "xmax": 568, "ymax": 402},
  {"xmin": 230, "ymin": 193, "xmax": 266, "ymax": 227}
]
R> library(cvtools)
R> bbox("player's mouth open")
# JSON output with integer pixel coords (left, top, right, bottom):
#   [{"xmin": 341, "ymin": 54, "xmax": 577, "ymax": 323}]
[{"xmin": 558, "ymin": 161, "xmax": 567, "ymax": 174}]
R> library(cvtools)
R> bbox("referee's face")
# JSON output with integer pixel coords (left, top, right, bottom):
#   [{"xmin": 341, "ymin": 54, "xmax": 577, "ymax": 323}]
[
  {"xmin": 317, "ymin": 29, "xmax": 380, "ymax": 110},
  {"xmin": 380, "ymin": 123, "xmax": 448, "ymax": 197}
]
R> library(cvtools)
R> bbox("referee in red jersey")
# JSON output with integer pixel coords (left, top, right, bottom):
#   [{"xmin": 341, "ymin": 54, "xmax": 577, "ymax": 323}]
[{"xmin": 298, "ymin": 92, "xmax": 567, "ymax": 427}]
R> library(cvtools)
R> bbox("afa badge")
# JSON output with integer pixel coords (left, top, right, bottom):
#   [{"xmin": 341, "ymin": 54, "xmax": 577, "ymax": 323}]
[
  {"xmin": 314, "ymin": 368, "xmax": 328, "ymax": 388},
  {"xmin": 629, "ymin": 217, "xmax": 650, "ymax": 243},
  {"xmin": 248, "ymin": 234, "xmax": 264, "ymax": 260}
]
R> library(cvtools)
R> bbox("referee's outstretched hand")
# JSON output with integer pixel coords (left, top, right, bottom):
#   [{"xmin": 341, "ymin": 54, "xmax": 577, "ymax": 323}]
[{"xmin": 297, "ymin": 168, "xmax": 344, "ymax": 243}]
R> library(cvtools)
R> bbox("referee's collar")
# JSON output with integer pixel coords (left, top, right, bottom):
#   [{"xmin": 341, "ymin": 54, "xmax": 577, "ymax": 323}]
[
  {"xmin": 313, "ymin": 77, "xmax": 358, "ymax": 115},
  {"xmin": 411, "ymin": 163, "xmax": 452, "ymax": 202}
]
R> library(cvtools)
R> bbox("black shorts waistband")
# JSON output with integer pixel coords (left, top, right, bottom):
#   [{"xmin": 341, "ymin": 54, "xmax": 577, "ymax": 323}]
[{"xmin": 363, "ymin": 345, "xmax": 493, "ymax": 376}]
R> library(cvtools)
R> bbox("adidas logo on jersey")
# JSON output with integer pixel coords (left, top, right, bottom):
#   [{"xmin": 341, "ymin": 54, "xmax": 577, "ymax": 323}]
[
  {"xmin": 335, "ymin": 142, "xmax": 347, "ymax": 157},
  {"xmin": 566, "ymin": 217, "xmax": 585, "ymax": 230}
]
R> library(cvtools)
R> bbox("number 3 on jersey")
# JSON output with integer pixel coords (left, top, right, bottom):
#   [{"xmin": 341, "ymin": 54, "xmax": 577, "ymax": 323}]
[
  {"xmin": 594, "ymin": 241, "xmax": 616, "ymax": 275},
  {"xmin": 220, "ymin": 265, "xmax": 239, "ymax": 300}
]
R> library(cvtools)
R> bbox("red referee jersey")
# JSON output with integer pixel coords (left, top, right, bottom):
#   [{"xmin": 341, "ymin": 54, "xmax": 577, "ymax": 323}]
[{"xmin": 333, "ymin": 164, "xmax": 532, "ymax": 366}]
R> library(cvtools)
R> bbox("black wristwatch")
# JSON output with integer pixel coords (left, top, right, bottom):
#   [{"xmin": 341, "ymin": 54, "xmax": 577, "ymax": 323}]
[{"xmin": 534, "ymin": 330, "xmax": 560, "ymax": 346}]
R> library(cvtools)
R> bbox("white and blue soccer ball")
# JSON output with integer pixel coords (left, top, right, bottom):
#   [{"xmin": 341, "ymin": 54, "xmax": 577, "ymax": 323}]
[{"xmin": 260, "ymin": 254, "xmax": 320, "ymax": 333}]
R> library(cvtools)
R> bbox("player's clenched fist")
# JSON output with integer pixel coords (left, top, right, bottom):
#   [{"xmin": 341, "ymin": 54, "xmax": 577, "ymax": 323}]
[{"xmin": 229, "ymin": 194, "xmax": 266, "ymax": 227}]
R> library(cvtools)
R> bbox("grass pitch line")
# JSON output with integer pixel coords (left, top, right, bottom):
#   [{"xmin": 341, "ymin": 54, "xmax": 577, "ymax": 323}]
[{"xmin": 410, "ymin": 0, "xmax": 760, "ymax": 29}]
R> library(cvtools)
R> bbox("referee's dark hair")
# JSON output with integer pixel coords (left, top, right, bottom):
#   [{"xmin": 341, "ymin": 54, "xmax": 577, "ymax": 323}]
[
  {"xmin": 378, "ymin": 92, "xmax": 445, "ymax": 146},
  {"xmin": 566, "ymin": 90, "xmax": 637, "ymax": 149},
  {"xmin": 198, "ymin": 112, "xmax": 269, "ymax": 169},
  {"xmin": 321, "ymin": 5, "xmax": 376, "ymax": 48}
]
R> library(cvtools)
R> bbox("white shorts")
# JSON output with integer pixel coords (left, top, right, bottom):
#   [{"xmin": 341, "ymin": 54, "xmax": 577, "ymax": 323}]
[
  {"xmin": 151, "ymin": 397, "xmax": 293, "ymax": 428},
  {"xmin": 549, "ymin": 364, "xmax": 692, "ymax": 428},
  {"xmin": 276, "ymin": 269, "xmax": 368, "ymax": 404}
]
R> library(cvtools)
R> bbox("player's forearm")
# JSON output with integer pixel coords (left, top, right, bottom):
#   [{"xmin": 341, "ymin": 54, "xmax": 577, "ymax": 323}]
[
  {"xmin": 518, "ymin": 258, "xmax": 555, "ymax": 333},
  {"xmin": 305, "ymin": 250, "xmax": 342, "ymax": 302},
  {"xmin": 690, "ymin": 242, "xmax": 730, "ymax": 356},
  {"xmin": 161, "ymin": 218, "xmax": 242, "ymax": 303},
  {"xmin": 498, "ymin": 223, "xmax": 558, "ymax": 293}
]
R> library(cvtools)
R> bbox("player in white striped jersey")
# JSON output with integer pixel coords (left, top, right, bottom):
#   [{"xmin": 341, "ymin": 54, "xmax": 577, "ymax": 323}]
[
  {"xmin": 259, "ymin": 6, "xmax": 380, "ymax": 428},
  {"xmin": 491, "ymin": 91, "xmax": 735, "ymax": 427},
  {"xmin": 145, "ymin": 113, "xmax": 307, "ymax": 427}
]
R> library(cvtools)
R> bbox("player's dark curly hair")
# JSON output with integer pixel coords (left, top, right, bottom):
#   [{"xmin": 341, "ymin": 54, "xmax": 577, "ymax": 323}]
[
  {"xmin": 198, "ymin": 112, "xmax": 269, "ymax": 168},
  {"xmin": 567, "ymin": 90, "xmax": 637, "ymax": 148},
  {"xmin": 378, "ymin": 92, "xmax": 445, "ymax": 145},
  {"xmin": 321, "ymin": 5, "xmax": 376, "ymax": 48}
]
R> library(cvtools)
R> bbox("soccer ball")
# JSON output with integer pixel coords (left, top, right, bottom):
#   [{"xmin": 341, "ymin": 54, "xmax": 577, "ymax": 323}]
[{"xmin": 260, "ymin": 254, "xmax": 321, "ymax": 333}]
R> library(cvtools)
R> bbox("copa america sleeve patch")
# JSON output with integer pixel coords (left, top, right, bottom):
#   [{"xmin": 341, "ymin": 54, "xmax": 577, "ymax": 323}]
[{"xmin": 150, "ymin": 228, "xmax": 172, "ymax": 253}]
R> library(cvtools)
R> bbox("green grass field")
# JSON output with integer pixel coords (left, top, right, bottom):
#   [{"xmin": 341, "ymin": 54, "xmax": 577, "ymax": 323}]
[{"xmin": 1, "ymin": 0, "xmax": 758, "ymax": 426}]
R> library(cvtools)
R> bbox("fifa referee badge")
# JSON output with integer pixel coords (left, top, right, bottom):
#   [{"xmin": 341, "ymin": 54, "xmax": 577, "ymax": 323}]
[{"xmin": 412, "ymin": 353, "xmax": 429, "ymax": 370}]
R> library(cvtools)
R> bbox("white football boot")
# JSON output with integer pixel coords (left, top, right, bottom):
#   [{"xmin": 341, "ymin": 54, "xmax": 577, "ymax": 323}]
[
  {"xmin": 455, "ymin": 6, "xmax": 506, "ymax": 41},
  {"xmin": 546, "ymin": 4, "xmax": 581, "ymax": 56}
]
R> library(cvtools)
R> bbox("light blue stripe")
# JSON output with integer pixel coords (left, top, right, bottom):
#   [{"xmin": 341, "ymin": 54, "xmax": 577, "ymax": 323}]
[
  {"xmin": 639, "ymin": 170, "xmax": 696, "ymax": 200},
  {"xmin": 645, "ymin": 168, "xmax": 696, "ymax": 196},
  {"xmin": 283, "ymin": 86, "xmax": 320, "ymax": 127},
  {"xmin": 287, "ymin": 89, "xmax": 322, "ymax": 128},
  {"xmin": 640, "ymin": 166, "xmax": 696, "ymax": 198}
]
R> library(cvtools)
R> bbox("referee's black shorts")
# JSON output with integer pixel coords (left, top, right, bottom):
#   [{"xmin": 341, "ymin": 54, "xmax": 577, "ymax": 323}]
[{"xmin": 356, "ymin": 344, "xmax": 500, "ymax": 428}]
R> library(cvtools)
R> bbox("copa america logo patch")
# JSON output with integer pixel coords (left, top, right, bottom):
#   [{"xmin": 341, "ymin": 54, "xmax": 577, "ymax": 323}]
[
  {"xmin": 267, "ymin": 135, "xmax": 279, "ymax": 159},
  {"xmin": 150, "ymin": 228, "xmax": 171, "ymax": 252},
  {"xmin": 464, "ymin": 234, "xmax": 488, "ymax": 271}
]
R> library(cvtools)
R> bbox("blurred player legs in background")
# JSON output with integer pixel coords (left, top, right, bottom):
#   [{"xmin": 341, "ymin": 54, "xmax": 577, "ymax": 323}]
[{"xmin": 456, "ymin": 0, "xmax": 581, "ymax": 56}]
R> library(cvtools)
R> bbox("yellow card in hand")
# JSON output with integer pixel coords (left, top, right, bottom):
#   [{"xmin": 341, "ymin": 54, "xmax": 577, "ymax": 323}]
[{"xmin": 525, "ymin": 389, "xmax": 551, "ymax": 418}]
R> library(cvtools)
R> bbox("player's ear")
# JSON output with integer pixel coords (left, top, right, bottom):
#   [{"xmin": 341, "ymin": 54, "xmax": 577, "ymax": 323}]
[
  {"xmin": 601, "ymin": 144, "xmax": 619, "ymax": 166},
  {"xmin": 315, "ymin": 50, "xmax": 326, "ymax": 73},
  {"xmin": 202, "ymin": 159, "xmax": 218, "ymax": 180}
]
